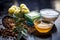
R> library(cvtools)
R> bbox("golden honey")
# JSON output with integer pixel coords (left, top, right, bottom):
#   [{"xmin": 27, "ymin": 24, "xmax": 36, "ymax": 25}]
[{"xmin": 34, "ymin": 20, "xmax": 53, "ymax": 33}]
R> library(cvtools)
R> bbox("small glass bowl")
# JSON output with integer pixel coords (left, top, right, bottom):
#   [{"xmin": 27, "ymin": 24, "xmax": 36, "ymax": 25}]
[
  {"xmin": 34, "ymin": 19, "xmax": 54, "ymax": 33},
  {"xmin": 40, "ymin": 9, "xmax": 60, "ymax": 22}
]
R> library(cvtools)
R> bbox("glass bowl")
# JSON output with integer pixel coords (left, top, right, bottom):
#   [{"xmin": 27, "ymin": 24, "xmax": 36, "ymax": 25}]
[
  {"xmin": 34, "ymin": 19, "xmax": 54, "ymax": 33},
  {"xmin": 40, "ymin": 9, "xmax": 60, "ymax": 22}
]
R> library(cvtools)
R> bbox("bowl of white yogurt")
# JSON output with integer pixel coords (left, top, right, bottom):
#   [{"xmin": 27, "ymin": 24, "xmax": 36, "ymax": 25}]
[{"xmin": 40, "ymin": 9, "xmax": 60, "ymax": 22}]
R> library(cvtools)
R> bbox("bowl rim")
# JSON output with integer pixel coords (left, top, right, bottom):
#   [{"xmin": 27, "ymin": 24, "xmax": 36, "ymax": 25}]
[
  {"xmin": 40, "ymin": 9, "xmax": 60, "ymax": 16},
  {"xmin": 34, "ymin": 19, "xmax": 54, "ymax": 26}
]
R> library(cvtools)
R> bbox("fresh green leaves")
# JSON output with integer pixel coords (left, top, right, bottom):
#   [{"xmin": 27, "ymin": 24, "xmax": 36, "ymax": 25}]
[
  {"xmin": 17, "ymin": 32, "xmax": 23, "ymax": 40},
  {"xmin": 13, "ymin": 23, "xmax": 27, "ymax": 40}
]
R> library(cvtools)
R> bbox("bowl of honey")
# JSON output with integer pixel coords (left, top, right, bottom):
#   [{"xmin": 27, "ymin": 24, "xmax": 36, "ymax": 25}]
[{"xmin": 34, "ymin": 19, "xmax": 54, "ymax": 33}]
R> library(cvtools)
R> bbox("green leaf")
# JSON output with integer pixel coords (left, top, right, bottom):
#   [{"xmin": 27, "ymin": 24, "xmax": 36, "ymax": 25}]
[
  {"xmin": 16, "ymin": 26, "xmax": 22, "ymax": 32},
  {"xmin": 13, "ymin": 22, "xmax": 28, "ymax": 40},
  {"xmin": 21, "ymin": 31, "xmax": 26, "ymax": 36},
  {"xmin": 15, "ymin": 18, "xmax": 21, "ymax": 23},
  {"xmin": 21, "ymin": 29, "xmax": 27, "ymax": 36},
  {"xmin": 17, "ymin": 32, "xmax": 23, "ymax": 40},
  {"xmin": 13, "ymin": 13, "xmax": 24, "ymax": 18},
  {"xmin": 23, "ymin": 28, "xmax": 27, "ymax": 34},
  {"xmin": 13, "ymin": 14, "xmax": 17, "ymax": 18}
]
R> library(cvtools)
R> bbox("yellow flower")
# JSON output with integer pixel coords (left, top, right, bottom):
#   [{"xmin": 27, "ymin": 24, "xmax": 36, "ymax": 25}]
[
  {"xmin": 8, "ymin": 7, "xmax": 15, "ymax": 14},
  {"xmin": 8, "ymin": 5, "xmax": 20, "ymax": 14},
  {"xmin": 21, "ymin": 7, "xmax": 30, "ymax": 13},
  {"xmin": 20, "ymin": 4, "xmax": 30, "ymax": 14},
  {"xmin": 20, "ymin": 4, "xmax": 26, "ymax": 8},
  {"xmin": 11, "ymin": 5, "xmax": 17, "ymax": 9},
  {"xmin": 14, "ymin": 8, "xmax": 20, "ymax": 14}
]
